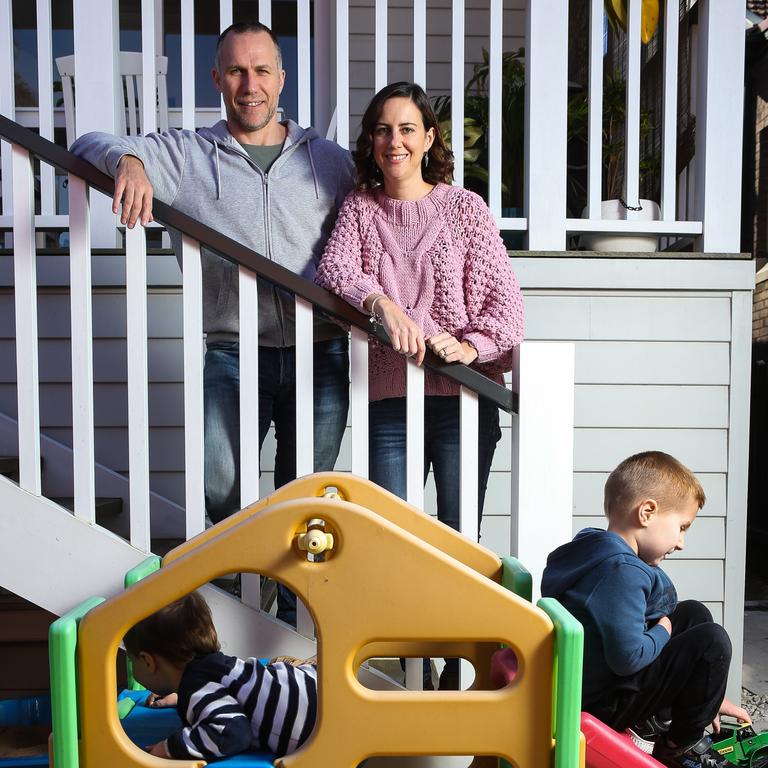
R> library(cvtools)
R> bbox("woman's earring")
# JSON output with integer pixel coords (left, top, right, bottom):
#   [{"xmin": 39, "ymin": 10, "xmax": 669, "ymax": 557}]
[{"xmin": 423, "ymin": 152, "xmax": 430, "ymax": 168}]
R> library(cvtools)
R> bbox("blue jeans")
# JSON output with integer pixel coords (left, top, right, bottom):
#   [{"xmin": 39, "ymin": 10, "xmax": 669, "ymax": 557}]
[
  {"xmin": 369, "ymin": 395, "xmax": 502, "ymax": 533},
  {"xmin": 204, "ymin": 337, "xmax": 350, "ymax": 623}
]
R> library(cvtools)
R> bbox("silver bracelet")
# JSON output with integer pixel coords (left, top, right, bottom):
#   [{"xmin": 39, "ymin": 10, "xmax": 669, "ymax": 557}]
[{"xmin": 369, "ymin": 295, "xmax": 385, "ymax": 324}]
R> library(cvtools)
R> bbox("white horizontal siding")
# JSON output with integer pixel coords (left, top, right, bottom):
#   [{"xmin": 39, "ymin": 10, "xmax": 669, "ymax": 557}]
[{"xmin": 573, "ymin": 472, "xmax": 726, "ymax": 519}]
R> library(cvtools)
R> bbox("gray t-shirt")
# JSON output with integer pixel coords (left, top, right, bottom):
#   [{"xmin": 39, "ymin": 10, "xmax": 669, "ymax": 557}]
[{"xmin": 240, "ymin": 142, "xmax": 284, "ymax": 173}]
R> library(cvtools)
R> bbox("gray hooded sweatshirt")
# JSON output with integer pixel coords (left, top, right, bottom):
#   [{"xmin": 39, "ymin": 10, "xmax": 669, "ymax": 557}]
[{"xmin": 71, "ymin": 120, "xmax": 355, "ymax": 346}]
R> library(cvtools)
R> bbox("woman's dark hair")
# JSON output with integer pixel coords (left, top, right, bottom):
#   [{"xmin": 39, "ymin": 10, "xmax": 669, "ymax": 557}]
[
  {"xmin": 124, "ymin": 592, "xmax": 220, "ymax": 667},
  {"xmin": 354, "ymin": 81, "xmax": 454, "ymax": 191}
]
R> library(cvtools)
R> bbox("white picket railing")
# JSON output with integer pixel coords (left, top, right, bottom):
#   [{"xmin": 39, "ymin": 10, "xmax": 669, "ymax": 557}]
[{"xmin": 0, "ymin": 0, "xmax": 746, "ymax": 252}]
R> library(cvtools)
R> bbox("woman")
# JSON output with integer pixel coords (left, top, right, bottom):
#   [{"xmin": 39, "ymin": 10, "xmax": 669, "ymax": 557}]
[{"xmin": 316, "ymin": 80, "xmax": 523, "ymax": 611}]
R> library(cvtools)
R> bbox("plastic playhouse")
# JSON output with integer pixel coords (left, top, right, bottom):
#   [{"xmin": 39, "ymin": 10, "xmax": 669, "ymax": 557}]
[{"xmin": 37, "ymin": 472, "xmax": 586, "ymax": 768}]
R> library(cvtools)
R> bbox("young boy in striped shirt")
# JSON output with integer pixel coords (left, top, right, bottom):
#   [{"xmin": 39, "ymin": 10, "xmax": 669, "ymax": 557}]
[{"xmin": 123, "ymin": 592, "xmax": 317, "ymax": 761}]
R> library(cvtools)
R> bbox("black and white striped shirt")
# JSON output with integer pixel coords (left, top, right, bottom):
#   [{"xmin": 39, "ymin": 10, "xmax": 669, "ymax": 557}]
[{"xmin": 165, "ymin": 652, "xmax": 317, "ymax": 761}]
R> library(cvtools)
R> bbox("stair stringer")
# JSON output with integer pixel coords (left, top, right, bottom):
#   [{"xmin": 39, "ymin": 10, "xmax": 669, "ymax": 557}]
[
  {"xmin": 0, "ymin": 476, "xmax": 371, "ymax": 668},
  {"xmin": 0, "ymin": 410, "xmax": 186, "ymax": 537}
]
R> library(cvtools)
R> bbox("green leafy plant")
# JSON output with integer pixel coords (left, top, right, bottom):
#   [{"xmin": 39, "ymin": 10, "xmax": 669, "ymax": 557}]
[
  {"xmin": 432, "ymin": 47, "xmax": 526, "ymax": 209},
  {"xmin": 567, "ymin": 69, "xmax": 660, "ymax": 207}
]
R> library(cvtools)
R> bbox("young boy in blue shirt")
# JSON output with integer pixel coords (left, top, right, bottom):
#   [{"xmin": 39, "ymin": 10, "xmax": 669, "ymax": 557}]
[{"xmin": 542, "ymin": 451, "xmax": 750, "ymax": 767}]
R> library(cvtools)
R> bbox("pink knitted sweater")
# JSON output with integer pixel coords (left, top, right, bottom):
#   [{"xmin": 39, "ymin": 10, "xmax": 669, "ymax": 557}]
[{"xmin": 315, "ymin": 183, "xmax": 525, "ymax": 401}]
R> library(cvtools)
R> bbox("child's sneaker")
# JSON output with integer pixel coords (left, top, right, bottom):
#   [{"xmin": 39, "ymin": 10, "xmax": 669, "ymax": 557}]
[
  {"xmin": 626, "ymin": 715, "xmax": 671, "ymax": 753},
  {"xmin": 652, "ymin": 733, "xmax": 732, "ymax": 768}
]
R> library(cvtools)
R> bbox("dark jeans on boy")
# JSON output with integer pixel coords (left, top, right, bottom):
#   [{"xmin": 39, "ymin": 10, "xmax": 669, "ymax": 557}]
[{"xmin": 585, "ymin": 600, "xmax": 731, "ymax": 749}]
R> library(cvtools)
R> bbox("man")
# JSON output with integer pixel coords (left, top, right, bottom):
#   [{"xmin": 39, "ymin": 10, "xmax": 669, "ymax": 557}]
[{"xmin": 71, "ymin": 22, "xmax": 354, "ymax": 623}]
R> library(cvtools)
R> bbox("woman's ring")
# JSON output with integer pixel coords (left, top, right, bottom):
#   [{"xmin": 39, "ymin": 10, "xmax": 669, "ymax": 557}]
[{"xmin": 439, "ymin": 348, "xmax": 447, "ymax": 358}]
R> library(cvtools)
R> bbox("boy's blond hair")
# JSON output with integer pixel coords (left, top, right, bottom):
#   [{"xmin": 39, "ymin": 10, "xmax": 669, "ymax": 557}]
[{"xmin": 603, "ymin": 451, "xmax": 706, "ymax": 521}]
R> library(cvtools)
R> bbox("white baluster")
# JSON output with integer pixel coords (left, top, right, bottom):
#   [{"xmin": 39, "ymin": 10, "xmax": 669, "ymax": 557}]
[
  {"xmin": 125, "ymin": 224, "xmax": 151, "ymax": 551},
  {"xmin": 587, "ymin": 0, "xmax": 604, "ymax": 219},
  {"xmin": 69, "ymin": 175, "xmax": 96, "ymax": 522},
  {"xmin": 510, "ymin": 342, "xmax": 574, "ymax": 601},
  {"xmin": 375, "ymin": 0, "xmax": 388, "ymax": 93},
  {"xmin": 350, "ymin": 326, "xmax": 369, "ymax": 478},
  {"xmin": 335, "ymin": 0, "xmax": 349, "ymax": 149},
  {"xmin": 182, "ymin": 236, "xmax": 205, "ymax": 539},
  {"xmin": 661, "ymin": 0, "xmax": 679, "ymax": 221},
  {"xmin": 451, "ymin": 0, "xmax": 465, "ymax": 187},
  {"xmin": 694, "ymin": 0, "xmax": 745, "ymax": 252},
  {"xmin": 36, "ymin": 0, "xmax": 55, "ymax": 217},
  {"xmin": 297, "ymin": 0, "xmax": 311, "ymax": 127},
  {"xmin": 239, "ymin": 267, "xmax": 260, "ymax": 611},
  {"xmin": 141, "ymin": 0, "xmax": 157, "ymax": 134},
  {"xmin": 525, "ymin": 0, "xmax": 568, "ymax": 250},
  {"xmin": 413, "ymin": 0, "xmax": 426, "ymax": 88},
  {"xmin": 12, "ymin": 146, "xmax": 41, "ymax": 495},
  {"xmin": 181, "ymin": 0, "xmax": 195, "ymax": 130}
]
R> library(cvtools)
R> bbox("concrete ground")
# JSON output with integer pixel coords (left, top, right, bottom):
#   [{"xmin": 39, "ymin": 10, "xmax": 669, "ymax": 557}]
[{"xmin": 742, "ymin": 569, "xmax": 768, "ymax": 731}]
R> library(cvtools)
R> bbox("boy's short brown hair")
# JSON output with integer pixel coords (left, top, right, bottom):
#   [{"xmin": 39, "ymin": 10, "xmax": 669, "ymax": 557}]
[
  {"xmin": 604, "ymin": 451, "xmax": 706, "ymax": 521},
  {"xmin": 123, "ymin": 592, "xmax": 220, "ymax": 667}
]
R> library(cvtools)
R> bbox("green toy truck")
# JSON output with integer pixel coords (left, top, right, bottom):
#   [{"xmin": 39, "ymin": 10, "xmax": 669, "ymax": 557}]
[{"xmin": 713, "ymin": 721, "xmax": 768, "ymax": 767}]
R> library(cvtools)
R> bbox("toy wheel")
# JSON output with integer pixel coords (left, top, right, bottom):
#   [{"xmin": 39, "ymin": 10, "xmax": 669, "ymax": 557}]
[{"xmin": 750, "ymin": 747, "xmax": 768, "ymax": 768}]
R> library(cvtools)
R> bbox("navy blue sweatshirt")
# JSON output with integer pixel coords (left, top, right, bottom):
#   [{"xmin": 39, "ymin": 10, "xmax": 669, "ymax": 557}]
[{"xmin": 541, "ymin": 528, "xmax": 677, "ymax": 704}]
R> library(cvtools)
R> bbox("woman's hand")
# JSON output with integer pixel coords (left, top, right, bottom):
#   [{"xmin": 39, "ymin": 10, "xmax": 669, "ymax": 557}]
[
  {"xmin": 712, "ymin": 697, "xmax": 752, "ymax": 733},
  {"xmin": 145, "ymin": 692, "xmax": 178, "ymax": 708},
  {"xmin": 427, "ymin": 333, "xmax": 478, "ymax": 365},
  {"xmin": 367, "ymin": 295, "xmax": 426, "ymax": 365}
]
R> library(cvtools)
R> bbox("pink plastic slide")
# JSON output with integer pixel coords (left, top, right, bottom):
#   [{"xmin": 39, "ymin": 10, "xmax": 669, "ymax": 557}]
[{"xmin": 581, "ymin": 712, "xmax": 665, "ymax": 768}]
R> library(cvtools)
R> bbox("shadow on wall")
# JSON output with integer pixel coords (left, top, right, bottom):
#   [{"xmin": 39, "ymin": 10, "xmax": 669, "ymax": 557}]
[{"xmin": 747, "ymin": 342, "xmax": 768, "ymax": 577}]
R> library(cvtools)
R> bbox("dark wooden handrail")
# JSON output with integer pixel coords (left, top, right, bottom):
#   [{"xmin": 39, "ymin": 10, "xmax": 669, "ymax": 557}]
[{"xmin": 0, "ymin": 115, "xmax": 517, "ymax": 411}]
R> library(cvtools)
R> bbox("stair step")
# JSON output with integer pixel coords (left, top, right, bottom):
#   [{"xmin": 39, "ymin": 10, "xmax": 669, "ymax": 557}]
[
  {"xmin": 0, "ymin": 455, "xmax": 19, "ymax": 481},
  {"xmin": 51, "ymin": 497, "xmax": 123, "ymax": 518}
]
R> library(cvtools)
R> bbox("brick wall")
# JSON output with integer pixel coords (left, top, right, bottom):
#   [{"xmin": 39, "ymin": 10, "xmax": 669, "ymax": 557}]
[{"xmin": 756, "ymin": 267, "xmax": 768, "ymax": 342}]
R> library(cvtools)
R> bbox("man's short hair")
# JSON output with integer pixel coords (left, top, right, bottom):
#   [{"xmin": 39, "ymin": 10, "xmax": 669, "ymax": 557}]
[
  {"xmin": 124, "ymin": 592, "xmax": 220, "ymax": 667},
  {"xmin": 215, "ymin": 21, "xmax": 283, "ymax": 71},
  {"xmin": 603, "ymin": 451, "xmax": 706, "ymax": 521}
]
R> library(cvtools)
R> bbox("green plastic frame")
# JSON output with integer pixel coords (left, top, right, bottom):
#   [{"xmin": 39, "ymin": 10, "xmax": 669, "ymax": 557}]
[
  {"xmin": 500, "ymin": 556, "xmax": 583, "ymax": 768},
  {"xmin": 49, "ymin": 596, "xmax": 105, "ymax": 768},
  {"xmin": 123, "ymin": 555, "xmax": 162, "ymax": 689}
]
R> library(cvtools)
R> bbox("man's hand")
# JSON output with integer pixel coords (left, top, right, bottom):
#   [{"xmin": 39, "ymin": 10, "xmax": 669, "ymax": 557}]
[
  {"xmin": 656, "ymin": 616, "xmax": 672, "ymax": 635},
  {"xmin": 712, "ymin": 697, "xmax": 752, "ymax": 733},
  {"xmin": 114, "ymin": 155, "xmax": 154, "ymax": 228}
]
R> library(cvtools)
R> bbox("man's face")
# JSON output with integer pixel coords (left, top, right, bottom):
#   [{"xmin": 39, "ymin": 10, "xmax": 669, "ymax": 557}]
[{"xmin": 212, "ymin": 30, "xmax": 285, "ymax": 143}]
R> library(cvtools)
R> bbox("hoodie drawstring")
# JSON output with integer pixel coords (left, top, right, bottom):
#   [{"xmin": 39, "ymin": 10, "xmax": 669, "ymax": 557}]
[
  {"xmin": 306, "ymin": 141, "xmax": 320, "ymax": 200},
  {"xmin": 214, "ymin": 142, "xmax": 222, "ymax": 200}
]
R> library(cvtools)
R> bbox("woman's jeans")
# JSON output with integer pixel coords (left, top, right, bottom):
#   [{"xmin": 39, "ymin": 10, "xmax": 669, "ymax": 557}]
[
  {"xmin": 369, "ymin": 395, "xmax": 502, "ymax": 532},
  {"xmin": 204, "ymin": 337, "xmax": 350, "ymax": 623}
]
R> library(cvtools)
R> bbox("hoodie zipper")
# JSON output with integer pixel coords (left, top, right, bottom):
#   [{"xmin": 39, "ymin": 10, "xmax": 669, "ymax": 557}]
[{"xmin": 263, "ymin": 172, "xmax": 287, "ymax": 347}]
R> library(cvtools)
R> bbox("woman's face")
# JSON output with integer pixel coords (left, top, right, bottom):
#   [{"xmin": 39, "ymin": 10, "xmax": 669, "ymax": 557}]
[{"xmin": 371, "ymin": 96, "xmax": 434, "ymax": 190}]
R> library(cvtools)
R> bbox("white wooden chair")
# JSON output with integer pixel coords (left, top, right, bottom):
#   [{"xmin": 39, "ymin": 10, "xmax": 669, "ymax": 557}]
[{"xmin": 56, "ymin": 51, "xmax": 169, "ymax": 147}]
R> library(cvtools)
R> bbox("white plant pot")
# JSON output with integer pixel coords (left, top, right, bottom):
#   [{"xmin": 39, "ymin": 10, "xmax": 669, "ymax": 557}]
[{"xmin": 580, "ymin": 198, "xmax": 661, "ymax": 252}]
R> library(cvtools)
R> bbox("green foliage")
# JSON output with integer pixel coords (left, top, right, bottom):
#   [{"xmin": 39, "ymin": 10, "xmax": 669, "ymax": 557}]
[
  {"xmin": 568, "ymin": 69, "xmax": 660, "ymax": 203},
  {"xmin": 432, "ymin": 48, "xmax": 526, "ymax": 208}
]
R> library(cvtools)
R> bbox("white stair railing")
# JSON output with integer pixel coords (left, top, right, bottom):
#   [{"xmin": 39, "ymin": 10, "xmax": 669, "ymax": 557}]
[{"xmin": 0, "ymin": 116, "xmax": 576, "ymax": 659}]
